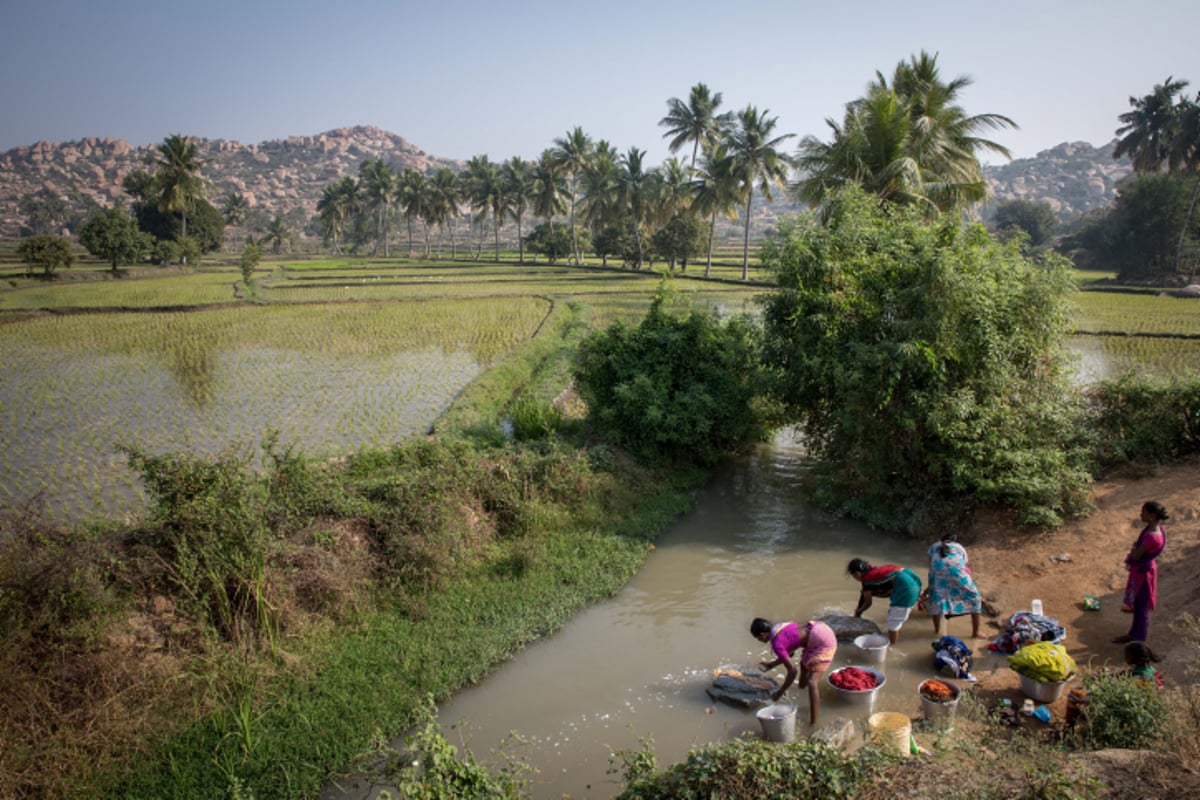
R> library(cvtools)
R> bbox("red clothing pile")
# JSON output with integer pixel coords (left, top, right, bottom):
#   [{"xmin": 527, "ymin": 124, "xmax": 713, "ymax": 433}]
[{"xmin": 830, "ymin": 667, "xmax": 879, "ymax": 691}]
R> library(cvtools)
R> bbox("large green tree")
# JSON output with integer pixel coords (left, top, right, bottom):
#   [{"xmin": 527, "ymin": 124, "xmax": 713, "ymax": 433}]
[
  {"xmin": 17, "ymin": 235, "xmax": 74, "ymax": 276},
  {"xmin": 1063, "ymin": 173, "xmax": 1200, "ymax": 279},
  {"xmin": 1113, "ymin": 77, "xmax": 1200, "ymax": 278},
  {"xmin": 795, "ymin": 51, "xmax": 1015, "ymax": 216},
  {"xmin": 78, "ymin": 206, "xmax": 153, "ymax": 271},
  {"xmin": 152, "ymin": 134, "xmax": 209, "ymax": 263},
  {"xmin": 728, "ymin": 105, "xmax": 795, "ymax": 280},
  {"xmin": 759, "ymin": 187, "xmax": 1089, "ymax": 533},
  {"xmin": 992, "ymin": 199, "xmax": 1058, "ymax": 248}
]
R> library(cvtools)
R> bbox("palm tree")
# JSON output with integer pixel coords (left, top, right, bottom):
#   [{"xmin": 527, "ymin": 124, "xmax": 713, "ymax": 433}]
[
  {"xmin": 728, "ymin": 105, "xmax": 795, "ymax": 280},
  {"xmin": 795, "ymin": 51, "xmax": 1016, "ymax": 216},
  {"xmin": 316, "ymin": 177, "xmax": 358, "ymax": 254},
  {"xmin": 551, "ymin": 126, "xmax": 594, "ymax": 264},
  {"xmin": 655, "ymin": 157, "xmax": 694, "ymax": 225},
  {"xmin": 579, "ymin": 152, "xmax": 621, "ymax": 264},
  {"xmin": 1114, "ymin": 77, "xmax": 1191, "ymax": 174},
  {"xmin": 153, "ymin": 133, "xmax": 208, "ymax": 263},
  {"xmin": 659, "ymin": 83, "xmax": 735, "ymax": 170},
  {"xmin": 263, "ymin": 214, "xmax": 291, "ymax": 254},
  {"xmin": 462, "ymin": 156, "xmax": 505, "ymax": 261},
  {"xmin": 691, "ymin": 143, "xmax": 741, "ymax": 276},
  {"xmin": 616, "ymin": 147, "xmax": 657, "ymax": 269},
  {"xmin": 1114, "ymin": 77, "xmax": 1200, "ymax": 277},
  {"xmin": 427, "ymin": 167, "xmax": 461, "ymax": 259},
  {"xmin": 359, "ymin": 158, "xmax": 397, "ymax": 257},
  {"xmin": 881, "ymin": 51, "xmax": 1016, "ymax": 210},
  {"xmin": 502, "ymin": 157, "xmax": 533, "ymax": 263},
  {"xmin": 531, "ymin": 150, "xmax": 567, "ymax": 227},
  {"xmin": 221, "ymin": 193, "xmax": 248, "ymax": 226},
  {"xmin": 399, "ymin": 169, "xmax": 427, "ymax": 258},
  {"xmin": 795, "ymin": 88, "xmax": 929, "ymax": 211}
]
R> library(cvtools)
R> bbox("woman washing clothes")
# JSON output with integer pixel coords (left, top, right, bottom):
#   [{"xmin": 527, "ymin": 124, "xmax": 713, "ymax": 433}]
[
  {"xmin": 848, "ymin": 559, "xmax": 922, "ymax": 644},
  {"xmin": 750, "ymin": 618, "xmax": 837, "ymax": 725},
  {"xmin": 925, "ymin": 533, "xmax": 984, "ymax": 639}
]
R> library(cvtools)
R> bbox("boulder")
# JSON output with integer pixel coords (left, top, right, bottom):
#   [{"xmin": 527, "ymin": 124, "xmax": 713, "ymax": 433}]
[
  {"xmin": 817, "ymin": 614, "xmax": 883, "ymax": 643},
  {"xmin": 1176, "ymin": 284, "xmax": 1200, "ymax": 298},
  {"xmin": 706, "ymin": 667, "xmax": 777, "ymax": 708}
]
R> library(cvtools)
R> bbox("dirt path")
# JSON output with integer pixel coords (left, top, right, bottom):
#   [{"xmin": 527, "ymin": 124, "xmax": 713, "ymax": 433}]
[{"xmin": 950, "ymin": 455, "xmax": 1200, "ymax": 708}]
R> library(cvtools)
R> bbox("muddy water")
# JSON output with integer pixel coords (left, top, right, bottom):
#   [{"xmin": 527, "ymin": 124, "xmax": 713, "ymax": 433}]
[{"xmin": 321, "ymin": 433, "xmax": 998, "ymax": 800}]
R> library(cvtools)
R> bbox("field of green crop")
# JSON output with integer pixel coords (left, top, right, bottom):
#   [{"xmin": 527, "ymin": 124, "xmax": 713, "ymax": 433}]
[
  {"xmin": 3, "ymin": 256, "xmax": 1194, "ymax": 524},
  {"xmin": 1072, "ymin": 290, "xmax": 1200, "ymax": 335},
  {"xmin": 0, "ymin": 298, "xmax": 549, "ymax": 521}
]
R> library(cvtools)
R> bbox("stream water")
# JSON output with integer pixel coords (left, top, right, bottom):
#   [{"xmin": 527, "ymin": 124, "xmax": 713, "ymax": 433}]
[{"xmin": 322, "ymin": 432, "xmax": 1006, "ymax": 800}]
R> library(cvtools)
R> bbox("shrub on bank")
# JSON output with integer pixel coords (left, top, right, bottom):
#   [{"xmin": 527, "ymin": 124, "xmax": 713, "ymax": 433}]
[
  {"xmin": 1085, "ymin": 372, "xmax": 1200, "ymax": 469},
  {"xmin": 612, "ymin": 736, "xmax": 879, "ymax": 800}
]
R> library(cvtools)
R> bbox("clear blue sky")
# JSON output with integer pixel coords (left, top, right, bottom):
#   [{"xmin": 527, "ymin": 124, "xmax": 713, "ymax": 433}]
[{"xmin": 1, "ymin": 0, "xmax": 1196, "ymax": 165}]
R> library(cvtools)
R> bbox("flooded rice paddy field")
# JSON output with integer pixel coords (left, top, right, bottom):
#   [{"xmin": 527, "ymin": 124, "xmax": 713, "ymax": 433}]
[{"xmin": 0, "ymin": 299, "xmax": 549, "ymax": 522}]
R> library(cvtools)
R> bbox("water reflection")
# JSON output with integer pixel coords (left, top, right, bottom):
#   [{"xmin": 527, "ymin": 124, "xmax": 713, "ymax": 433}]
[{"xmin": 324, "ymin": 433, "xmax": 998, "ymax": 800}]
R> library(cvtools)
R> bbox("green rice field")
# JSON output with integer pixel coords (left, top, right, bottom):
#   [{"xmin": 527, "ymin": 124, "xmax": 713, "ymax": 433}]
[
  {"xmin": 2, "ymin": 257, "xmax": 1194, "ymax": 524},
  {"xmin": 0, "ymin": 260, "xmax": 763, "ymax": 523}
]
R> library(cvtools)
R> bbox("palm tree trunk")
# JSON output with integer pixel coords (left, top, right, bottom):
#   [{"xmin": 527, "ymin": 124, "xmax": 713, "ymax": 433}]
[
  {"xmin": 569, "ymin": 188, "xmax": 579, "ymax": 264},
  {"xmin": 741, "ymin": 191, "xmax": 753, "ymax": 281},
  {"xmin": 633, "ymin": 223, "xmax": 644, "ymax": 270},
  {"xmin": 494, "ymin": 214, "xmax": 501, "ymax": 262},
  {"xmin": 407, "ymin": 218, "xmax": 415, "ymax": 258},
  {"xmin": 181, "ymin": 211, "xmax": 188, "ymax": 265},
  {"xmin": 517, "ymin": 214, "xmax": 525, "ymax": 263},
  {"xmin": 706, "ymin": 210, "xmax": 717, "ymax": 277}
]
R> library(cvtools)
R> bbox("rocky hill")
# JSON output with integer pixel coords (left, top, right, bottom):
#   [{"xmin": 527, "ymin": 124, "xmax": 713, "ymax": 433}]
[
  {"xmin": 981, "ymin": 139, "xmax": 1132, "ymax": 222},
  {"xmin": 0, "ymin": 126, "xmax": 459, "ymax": 239},
  {"xmin": 0, "ymin": 127, "xmax": 1132, "ymax": 240}
]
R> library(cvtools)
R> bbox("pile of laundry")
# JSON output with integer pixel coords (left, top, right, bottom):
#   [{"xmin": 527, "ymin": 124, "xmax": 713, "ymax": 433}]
[
  {"xmin": 932, "ymin": 635, "xmax": 976, "ymax": 681},
  {"xmin": 988, "ymin": 611, "xmax": 1066, "ymax": 654}
]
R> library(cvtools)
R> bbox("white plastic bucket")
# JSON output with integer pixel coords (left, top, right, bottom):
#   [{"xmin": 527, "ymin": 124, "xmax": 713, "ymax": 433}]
[
  {"xmin": 919, "ymin": 679, "xmax": 960, "ymax": 731},
  {"xmin": 756, "ymin": 703, "xmax": 797, "ymax": 743},
  {"xmin": 868, "ymin": 711, "xmax": 911, "ymax": 757}
]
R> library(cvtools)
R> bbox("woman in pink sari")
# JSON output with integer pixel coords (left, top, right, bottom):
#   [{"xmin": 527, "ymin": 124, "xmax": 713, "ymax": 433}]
[{"xmin": 1113, "ymin": 501, "xmax": 1169, "ymax": 644}]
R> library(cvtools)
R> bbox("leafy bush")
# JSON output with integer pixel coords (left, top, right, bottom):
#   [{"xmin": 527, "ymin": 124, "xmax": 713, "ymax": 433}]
[
  {"xmin": 122, "ymin": 444, "xmax": 274, "ymax": 642},
  {"xmin": 509, "ymin": 396, "xmax": 563, "ymax": 441},
  {"xmin": 1080, "ymin": 671, "xmax": 1169, "ymax": 749},
  {"xmin": 759, "ymin": 187, "xmax": 1092, "ymax": 533},
  {"xmin": 240, "ymin": 242, "xmax": 264, "ymax": 285},
  {"xmin": 1085, "ymin": 372, "xmax": 1200, "ymax": 468},
  {"xmin": 574, "ymin": 289, "xmax": 771, "ymax": 466},
  {"xmin": 613, "ymin": 736, "xmax": 875, "ymax": 800},
  {"xmin": 17, "ymin": 234, "xmax": 74, "ymax": 276}
]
